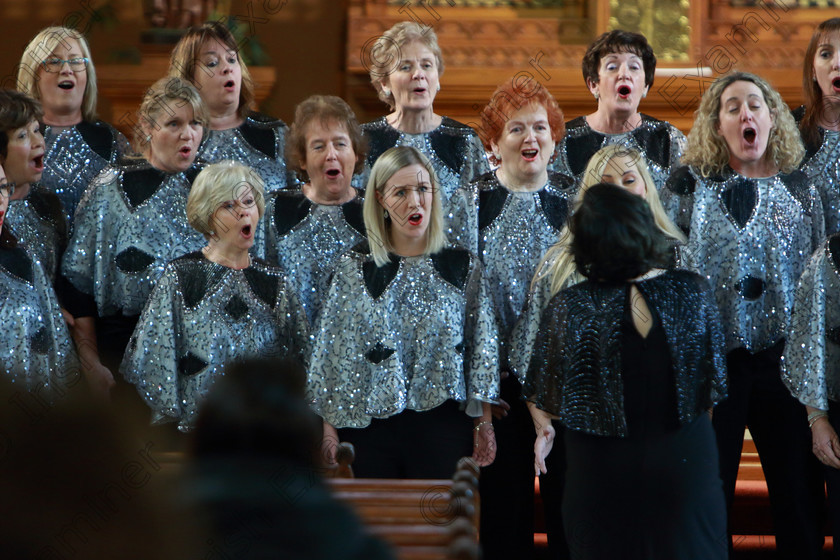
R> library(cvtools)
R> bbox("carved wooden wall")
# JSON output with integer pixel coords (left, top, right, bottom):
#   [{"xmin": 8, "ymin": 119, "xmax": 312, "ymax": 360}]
[{"xmin": 345, "ymin": 0, "xmax": 834, "ymax": 133}]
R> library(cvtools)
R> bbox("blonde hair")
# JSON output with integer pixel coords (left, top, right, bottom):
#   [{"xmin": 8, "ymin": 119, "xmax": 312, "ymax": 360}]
[
  {"xmin": 17, "ymin": 27, "xmax": 98, "ymax": 121},
  {"xmin": 135, "ymin": 76, "xmax": 209, "ymax": 155},
  {"xmin": 168, "ymin": 21, "xmax": 255, "ymax": 119},
  {"xmin": 682, "ymin": 71, "xmax": 804, "ymax": 177},
  {"xmin": 368, "ymin": 21, "xmax": 444, "ymax": 111},
  {"xmin": 363, "ymin": 146, "xmax": 446, "ymax": 267},
  {"xmin": 534, "ymin": 145, "xmax": 686, "ymax": 296},
  {"xmin": 187, "ymin": 161, "xmax": 265, "ymax": 239}
]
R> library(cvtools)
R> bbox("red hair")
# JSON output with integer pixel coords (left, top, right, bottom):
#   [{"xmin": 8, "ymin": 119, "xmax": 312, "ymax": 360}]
[{"xmin": 479, "ymin": 77, "xmax": 564, "ymax": 164}]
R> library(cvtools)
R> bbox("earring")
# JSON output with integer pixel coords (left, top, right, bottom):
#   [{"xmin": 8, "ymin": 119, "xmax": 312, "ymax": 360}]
[
  {"xmin": 436, "ymin": 84, "xmax": 441, "ymax": 92},
  {"xmin": 145, "ymin": 135, "xmax": 152, "ymax": 143},
  {"xmin": 814, "ymin": 75, "xmax": 818, "ymax": 82},
  {"xmin": 642, "ymin": 91, "xmax": 647, "ymax": 98},
  {"xmin": 593, "ymin": 91, "xmax": 599, "ymax": 100},
  {"xmin": 382, "ymin": 87, "xmax": 391, "ymax": 96},
  {"xmin": 384, "ymin": 209, "xmax": 390, "ymax": 219}
]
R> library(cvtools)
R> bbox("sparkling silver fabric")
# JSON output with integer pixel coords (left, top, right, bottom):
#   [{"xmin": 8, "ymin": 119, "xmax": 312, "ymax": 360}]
[
  {"xmin": 510, "ymin": 239, "xmax": 689, "ymax": 382},
  {"xmin": 448, "ymin": 171, "xmax": 573, "ymax": 369},
  {"xmin": 782, "ymin": 235, "xmax": 840, "ymax": 410},
  {"xmin": 121, "ymin": 253, "xmax": 309, "ymax": 432},
  {"xmin": 6, "ymin": 188, "xmax": 66, "ymax": 284},
  {"xmin": 42, "ymin": 121, "xmax": 130, "ymax": 228},
  {"xmin": 523, "ymin": 270, "xmax": 727, "ymax": 437},
  {"xmin": 307, "ymin": 246, "xmax": 500, "ymax": 429},
  {"xmin": 356, "ymin": 117, "xmax": 490, "ymax": 213},
  {"xmin": 800, "ymin": 129, "xmax": 840, "ymax": 237},
  {"xmin": 197, "ymin": 114, "xmax": 291, "ymax": 192},
  {"xmin": 550, "ymin": 114, "xmax": 685, "ymax": 192},
  {"xmin": 0, "ymin": 245, "xmax": 79, "ymax": 401},
  {"xmin": 665, "ymin": 167, "xmax": 824, "ymax": 353},
  {"xmin": 252, "ymin": 189, "xmax": 366, "ymax": 325},
  {"xmin": 61, "ymin": 160, "xmax": 206, "ymax": 317}
]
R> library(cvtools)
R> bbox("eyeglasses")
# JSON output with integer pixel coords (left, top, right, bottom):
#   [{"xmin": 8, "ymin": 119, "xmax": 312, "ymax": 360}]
[
  {"xmin": 41, "ymin": 57, "xmax": 89, "ymax": 73},
  {"xmin": 0, "ymin": 182, "xmax": 15, "ymax": 200}
]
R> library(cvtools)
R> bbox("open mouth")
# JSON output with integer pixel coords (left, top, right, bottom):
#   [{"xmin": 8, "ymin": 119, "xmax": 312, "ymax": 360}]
[
  {"xmin": 179, "ymin": 146, "xmax": 192, "ymax": 156},
  {"xmin": 522, "ymin": 149, "xmax": 538, "ymax": 160},
  {"xmin": 325, "ymin": 169, "xmax": 340, "ymax": 178},
  {"xmin": 833, "ymin": 77, "xmax": 840, "ymax": 90},
  {"xmin": 32, "ymin": 155, "xmax": 44, "ymax": 171},
  {"xmin": 240, "ymin": 224, "xmax": 252, "ymax": 237},
  {"xmin": 413, "ymin": 87, "xmax": 427, "ymax": 94},
  {"xmin": 617, "ymin": 85, "xmax": 631, "ymax": 97},
  {"xmin": 58, "ymin": 81, "xmax": 74, "ymax": 90},
  {"xmin": 408, "ymin": 213, "xmax": 422, "ymax": 226},
  {"xmin": 743, "ymin": 127, "xmax": 756, "ymax": 144},
  {"xmin": 224, "ymin": 80, "xmax": 235, "ymax": 89}
]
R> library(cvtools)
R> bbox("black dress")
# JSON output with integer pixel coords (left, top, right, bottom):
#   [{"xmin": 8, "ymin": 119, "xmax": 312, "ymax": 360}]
[{"xmin": 562, "ymin": 289, "xmax": 727, "ymax": 560}]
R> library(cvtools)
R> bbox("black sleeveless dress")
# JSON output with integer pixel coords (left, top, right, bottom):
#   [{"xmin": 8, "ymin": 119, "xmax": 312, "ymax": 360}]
[{"xmin": 562, "ymin": 287, "xmax": 727, "ymax": 560}]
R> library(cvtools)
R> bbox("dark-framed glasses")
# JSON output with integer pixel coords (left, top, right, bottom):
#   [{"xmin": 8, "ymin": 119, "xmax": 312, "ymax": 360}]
[
  {"xmin": 41, "ymin": 57, "xmax": 89, "ymax": 73},
  {"xmin": 0, "ymin": 182, "xmax": 16, "ymax": 200}
]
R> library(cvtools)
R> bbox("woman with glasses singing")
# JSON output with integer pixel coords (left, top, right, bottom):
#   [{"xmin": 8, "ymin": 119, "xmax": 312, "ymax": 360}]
[
  {"xmin": 168, "ymin": 21, "xmax": 293, "ymax": 191},
  {"xmin": 17, "ymin": 26, "xmax": 130, "ymax": 229}
]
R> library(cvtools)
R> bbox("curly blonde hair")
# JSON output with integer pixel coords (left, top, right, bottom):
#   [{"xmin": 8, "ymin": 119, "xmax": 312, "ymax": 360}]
[
  {"xmin": 682, "ymin": 71, "xmax": 804, "ymax": 177},
  {"xmin": 533, "ymin": 145, "xmax": 685, "ymax": 296}
]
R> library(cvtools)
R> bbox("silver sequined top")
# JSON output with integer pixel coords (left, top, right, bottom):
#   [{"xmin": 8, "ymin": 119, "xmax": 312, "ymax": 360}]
[
  {"xmin": 197, "ymin": 113, "xmax": 291, "ymax": 192},
  {"xmin": 664, "ymin": 166, "xmax": 825, "ymax": 353},
  {"xmin": 61, "ymin": 160, "xmax": 206, "ymax": 317},
  {"xmin": 448, "ymin": 171, "xmax": 574, "ymax": 369},
  {"xmin": 0, "ymin": 245, "xmax": 78, "ymax": 401},
  {"xmin": 41, "ymin": 121, "xmax": 130, "ymax": 228},
  {"xmin": 550, "ymin": 114, "xmax": 685, "ymax": 192},
  {"xmin": 799, "ymin": 129, "xmax": 840, "ymax": 237},
  {"xmin": 356, "ymin": 117, "xmax": 490, "ymax": 213},
  {"xmin": 307, "ymin": 245, "xmax": 500, "ymax": 429},
  {"xmin": 6, "ymin": 187, "xmax": 66, "ymax": 284},
  {"xmin": 121, "ymin": 252, "xmax": 309, "ymax": 432},
  {"xmin": 252, "ymin": 189, "xmax": 366, "ymax": 325},
  {"xmin": 782, "ymin": 234, "xmax": 840, "ymax": 410}
]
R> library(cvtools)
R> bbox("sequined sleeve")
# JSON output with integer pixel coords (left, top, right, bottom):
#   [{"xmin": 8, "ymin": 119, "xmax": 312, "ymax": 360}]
[
  {"xmin": 661, "ymin": 166, "xmax": 694, "ymax": 232},
  {"xmin": 120, "ymin": 265, "xmax": 183, "ymax": 424},
  {"xmin": 781, "ymin": 242, "xmax": 837, "ymax": 410},
  {"xmin": 278, "ymin": 276, "xmax": 311, "ymax": 368},
  {"xmin": 508, "ymin": 270, "xmax": 554, "ymax": 382},
  {"xmin": 809, "ymin": 181, "xmax": 826, "ymax": 252},
  {"xmin": 306, "ymin": 254, "xmax": 381, "ymax": 428},
  {"xmin": 60, "ymin": 167, "xmax": 119, "ymax": 303},
  {"xmin": 463, "ymin": 133, "xmax": 491, "ymax": 186},
  {"xmin": 446, "ymin": 183, "xmax": 478, "ymax": 253},
  {"xmin": 698, "ymin": 275, "xmax": 728, "ymax": 406},
  {"xmin": 462, "ymin": 255, "xmax": 501, "ymax": 412},
  {"xmin": 0, "ymin": 249, "xmax": 79, "ymax": 402}
]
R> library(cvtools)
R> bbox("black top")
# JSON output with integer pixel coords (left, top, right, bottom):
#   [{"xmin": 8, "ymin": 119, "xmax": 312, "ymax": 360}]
[
  {"xmin": 620, "ymin": 290, "xmax": 680, "ymax": 438},
  {"xmin": 524, "ymin": 269, "xmax": 727, "ymax": 437}
]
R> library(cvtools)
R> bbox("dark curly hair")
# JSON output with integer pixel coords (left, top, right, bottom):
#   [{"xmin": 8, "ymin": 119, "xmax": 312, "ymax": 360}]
[
  {"xmin": 581, "ymin": 30, "xmax": 657, "ymax": 89},
  {"xmin": 570, "ymin": 183, "xmax": 671, "ymax": 282}
]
